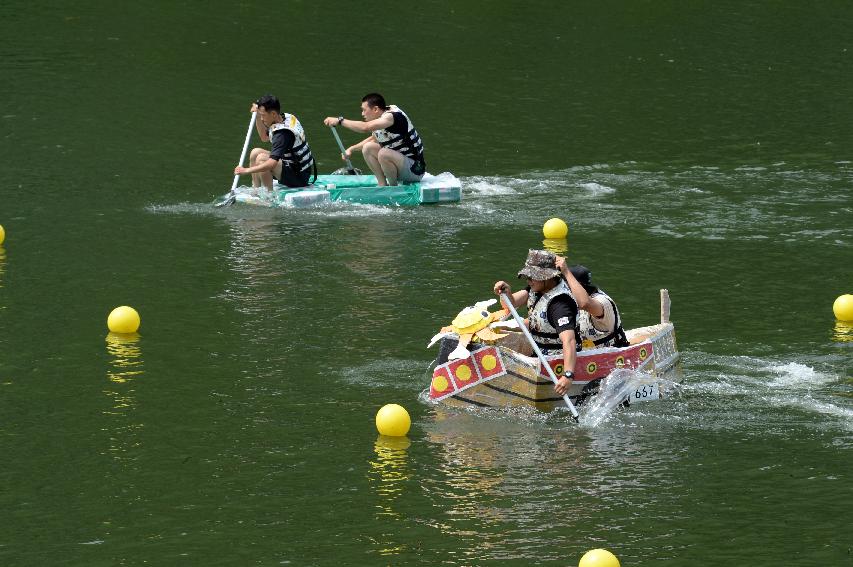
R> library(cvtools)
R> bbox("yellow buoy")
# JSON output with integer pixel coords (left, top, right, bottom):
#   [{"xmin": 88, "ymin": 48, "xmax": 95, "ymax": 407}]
[
  {"xmin": 833, "ymin": 294, "xmax": 853, "ymax": 322},
  {"xmin": 375, "ymin": 404, "xmax": 411, "ymax": 437},
  {"xmin": 579, "ymin": 549, "xmax": 620, "ymax": 567},
  {"xmin": 107, "ymin": 306, "xmax": 141, "ymax": 334},
  {"xmin": 0, "ymin": 224, "xmax": 5, "ymax": 246},
  {"xmin": 543, "ymin": 217, "xmax": 568, "ymax": 239}
]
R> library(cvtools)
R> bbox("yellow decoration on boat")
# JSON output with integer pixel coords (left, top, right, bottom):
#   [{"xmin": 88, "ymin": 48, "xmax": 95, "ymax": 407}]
[
  {"xmin": 587, "ymin": 362, "xmax": 597, "ymax": 373},
  {"xmin": 615, "ymin": 355, "xmax": 625, "ymax": 367},
  {"xmin": 833, "ymin": 294, "xmax": 853, "ymax": 321},
  {"xmin": 375, "ymin": 404, "xmax": 411, "ymax": 437},
  {"xmin": 542, "ymin": 217, "xmax": 568, "ymax": 239},
  {"xmin": 428, "ymin": 299, "xmax": 510, "ymax": 360},
  {"xmin": 0, "ymin": 224, "xmax": 5, "ymax": 246},
  {"xmin": 432, "ymin": 375, "xmax": 449, "ymax": 393},
  {"xmin": 451, "ymin": 307, "xmax": 494, "ymax": 334},
  {"xmin": 481, "ymin": 354, "xmax": 497, "ymax": 371},
  {"xmin": 639, "ymin": 347, "xmax": 648, "ymax": 360},
  {"xmin": 579, "ymin": 548, "xmax": 620, "ymax": 567},
  {"xmin": 455, "ymin": 364, "xmax": 472, "ymax": 381}
]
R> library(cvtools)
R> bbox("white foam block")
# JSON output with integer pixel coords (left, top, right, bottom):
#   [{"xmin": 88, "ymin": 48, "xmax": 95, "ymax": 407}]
[{"xmin": 283, "ymin": 190, "xmax": 331, "ymax": 207}]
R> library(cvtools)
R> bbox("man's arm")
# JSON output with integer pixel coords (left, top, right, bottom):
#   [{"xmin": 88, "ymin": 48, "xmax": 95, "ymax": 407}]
[
  {"xmin": 255, "ymin": 118, "xmax": 269, "ymax": 142},
  {"xmin": 235, "ymin": 130, "xmax": 290, "ymax": 175},
  {"xmin": 554, "ymin": 330, "xmax": 577, "ymax": 395},
  {"xmin": 556, "ymin": 256, "xmax": 603, "ymax": 317},
  {"xmin": 493, "ymin": 281, "xmax": 528, "ymax": 310},
  {"xmin": 346, "ymin": 136, "xmax": 375, "ymax": 155},
  {"xmin": 249, "ymin": 104, "xmax": 269, "ymax": 142},
  {"xmin": 235, "ymin": 158, "xmax": 275, "ymax": 175},
  {"xmin": 324, "ymin": 112, "xmax": 395, "ymax": 134}
]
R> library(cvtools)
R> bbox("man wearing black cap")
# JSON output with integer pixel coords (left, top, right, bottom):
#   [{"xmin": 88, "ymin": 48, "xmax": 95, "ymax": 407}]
[
  {"xmin": 234, "ymin": 95, "xmax": 316, "ymax": 190},
  {"xmin": 494, "ymin": 249, "xmax": 580, "ymax": 396},
  {"xmin": 556, "ymin": 257, "xmax": 629, "ymax": 349}
]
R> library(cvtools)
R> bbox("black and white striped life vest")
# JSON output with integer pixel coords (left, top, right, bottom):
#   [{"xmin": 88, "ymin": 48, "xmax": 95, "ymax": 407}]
[
  {"xmin": 372, "ymin": 105, "xmax": 425, "ymax": 165},
  {"xmin": 269, "ymin": 113, "xmax": 314, "ymax": 174}
]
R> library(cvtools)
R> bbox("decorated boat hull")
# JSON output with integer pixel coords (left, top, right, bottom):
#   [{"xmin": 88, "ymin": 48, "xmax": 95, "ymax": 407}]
[
  {"xmin": 428, "ymin": 292, "xmax": 681, "ymax": 412},
  {"xmin": 223, "ymin": 173, "xmax": 461, "ymax": 208}
]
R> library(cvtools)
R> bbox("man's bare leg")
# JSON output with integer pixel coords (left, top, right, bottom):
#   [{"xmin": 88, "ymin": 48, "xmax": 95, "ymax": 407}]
[
  {"xmin": 248, "ymin": 148, "xmax": 269, "ymax": 188},
  {"xmin": 362, "ymin": 141, "xmax": 387, "ymax": 186},
  {"xmin": 377, "ymin": 148, "xmax": 406, "ymax": 186}
]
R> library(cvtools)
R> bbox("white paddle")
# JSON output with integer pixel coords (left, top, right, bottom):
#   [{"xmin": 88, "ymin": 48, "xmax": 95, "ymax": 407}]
[
  {"xmin": 215, "ymin": 111, "xmax": 257, "ymax": 207},
  {"xmin": 500, "ymin": 292, "xmax": 579, "ymax": 420}
]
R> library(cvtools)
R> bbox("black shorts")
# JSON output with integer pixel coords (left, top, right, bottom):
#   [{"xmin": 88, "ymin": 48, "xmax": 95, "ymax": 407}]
[{"xmin": 276, "ymin": 161, "xmax": 312, "ymax": 188}]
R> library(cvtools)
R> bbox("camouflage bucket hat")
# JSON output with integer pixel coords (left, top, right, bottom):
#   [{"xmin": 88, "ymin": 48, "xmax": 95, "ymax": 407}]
[{"xmin": 517, "ymin": 249, "xmax": 560, "ymax": 281}]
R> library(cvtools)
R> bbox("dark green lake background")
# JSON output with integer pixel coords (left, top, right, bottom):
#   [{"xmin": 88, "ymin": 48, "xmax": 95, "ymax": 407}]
[{"xmin": 1, "ymin": 2, "xmax": 851, "ymax": 565}]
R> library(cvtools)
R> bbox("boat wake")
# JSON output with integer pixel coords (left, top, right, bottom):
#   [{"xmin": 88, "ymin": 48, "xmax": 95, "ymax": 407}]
[
  {"xmin": 418, "ymin": 349, "xmax": 852, "ymax": 443},
  {"xmin": 459, "ymin": 161, "xmax": 853, "ymax": 244},
  {"xmin": 680, "ymin": 350, "xmax": 853, "ymax": 437}
]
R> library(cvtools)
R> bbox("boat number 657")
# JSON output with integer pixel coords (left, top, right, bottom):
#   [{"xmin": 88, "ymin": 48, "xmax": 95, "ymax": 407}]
[{"xmin": 635, "ymin": 385, "xmax": 655, "ymax": 398}]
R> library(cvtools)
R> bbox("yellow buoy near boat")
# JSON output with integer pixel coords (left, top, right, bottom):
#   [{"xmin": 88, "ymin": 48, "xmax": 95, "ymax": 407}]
[
  {"xmin": 108, "ymin": 306, "xmax": 141, "ymax": 334},
  {"xmin": 542, "ymin": 217, "xmax": 568, "ymax": 239},
  {"xmin": 833, "ymin": 294, "xmax": 853, "ymax": 322},
  {"xmin": 0, "ymin": 224, "xmax": 5, "ymax": 245},
  {"xmin": 375, "ymin": 404, "xmax": 411, "ymax": 437},
  {"xmin": 579, "ymin": 548, "xmax": 620, "ymax": 567}
]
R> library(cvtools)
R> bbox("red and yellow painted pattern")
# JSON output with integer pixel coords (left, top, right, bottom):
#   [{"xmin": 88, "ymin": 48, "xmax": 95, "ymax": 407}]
[
  {"xmin": 538, "ymin": 342, "xmax": 654, "ymax": 383},
  {"xmin": 430, "ymin": 346, "xmax": 507, "ymax": 400},
  {"xmin": 430, "ymin": 342, "xmax": 656, "ymax": 403}
]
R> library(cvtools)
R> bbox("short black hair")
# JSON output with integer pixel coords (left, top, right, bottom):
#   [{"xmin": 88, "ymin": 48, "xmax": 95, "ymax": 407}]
[
  {"xmin": 361, "ymin": 93, "xmax": 388, "ymax": 110},
  {"xmin": 255, "ymin": 94, "xmax": 281, "ymax": 113}
]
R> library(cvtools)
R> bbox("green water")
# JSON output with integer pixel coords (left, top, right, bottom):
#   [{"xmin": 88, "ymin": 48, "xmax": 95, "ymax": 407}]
[{"xmin": 1, "ymin": 1, "xmax": 851, "ymax": 565}]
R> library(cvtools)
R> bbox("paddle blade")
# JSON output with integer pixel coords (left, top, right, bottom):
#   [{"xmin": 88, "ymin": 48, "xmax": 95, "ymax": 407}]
[
  {"xmin": 331, "ymin": 166, "xmax": 364, "ymax": 175},
  {"xmin": 214, "ymin": 194, "xmax": 236, "ymax": 208}
]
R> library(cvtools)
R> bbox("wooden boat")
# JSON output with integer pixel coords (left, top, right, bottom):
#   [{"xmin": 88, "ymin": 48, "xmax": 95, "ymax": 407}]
[
  {"xmin": 222, "ymin": 172, "xmax": 461, "ymax": 208},
  {"xmin": 427, "ymin": 290, "xmax": 681, "ymax": 411}
]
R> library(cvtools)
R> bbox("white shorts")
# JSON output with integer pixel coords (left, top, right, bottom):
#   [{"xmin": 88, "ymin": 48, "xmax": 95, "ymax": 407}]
[{"xmin": 398, "ymin": 156, "xmax": 425, "ymax": 184}]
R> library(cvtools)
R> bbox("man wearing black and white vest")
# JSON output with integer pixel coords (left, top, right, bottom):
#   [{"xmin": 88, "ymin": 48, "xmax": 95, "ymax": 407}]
[{"xmin": 324, "ymin": 93, "xmax": 426, "ymax": 187}]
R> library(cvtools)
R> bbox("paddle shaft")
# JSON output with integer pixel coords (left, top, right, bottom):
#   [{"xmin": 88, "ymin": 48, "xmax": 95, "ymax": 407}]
[
  {"xmin": 500, "ymin": 293, "xmax": 579, "ymax": 419},
  {"xmin": 231, "ymin": 112, "xmax": 258, "ymax": 192},
  {"xmin": 330, "ymin": 126, "xmax": 358, "ymax": 173}
]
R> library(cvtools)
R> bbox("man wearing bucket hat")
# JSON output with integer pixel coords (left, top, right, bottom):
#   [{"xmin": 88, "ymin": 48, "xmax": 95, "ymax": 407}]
[
  {"xmin": 556, "ymin": 257, "xmax": 629, "ymax": 349},
  {"xmin": 493, "ymin": 249, "xmax": 580, "ymax": 396}
]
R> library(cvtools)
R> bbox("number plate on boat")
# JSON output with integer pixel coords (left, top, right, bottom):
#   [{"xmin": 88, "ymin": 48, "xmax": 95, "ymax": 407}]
[{"xmin": 630, "ymin": 383, "xmax": 660, "ymax": 403}]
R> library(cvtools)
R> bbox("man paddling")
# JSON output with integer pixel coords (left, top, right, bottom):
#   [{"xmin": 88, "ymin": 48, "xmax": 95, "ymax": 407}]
[
  {"xmin": 234, "ymin": 95, "xmax": 316, "ymax": 190},
  {"xmin": 323, "ymin": 93, "xmax": 425, "ymax": 186},
  {"xmin": 494, "ymin": 250, "xmax": 580, "ymax": 396},
  {"xmin": 556, "ymin": 257, "xmax": 630, "ymax": 350}
]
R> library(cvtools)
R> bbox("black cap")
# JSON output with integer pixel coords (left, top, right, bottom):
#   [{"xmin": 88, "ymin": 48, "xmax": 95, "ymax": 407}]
[{"xmin": 569, "ymin": 265, "xmax": 598, "ymax": 294}]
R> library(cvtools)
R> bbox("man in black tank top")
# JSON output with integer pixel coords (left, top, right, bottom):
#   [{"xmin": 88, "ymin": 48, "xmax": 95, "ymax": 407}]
[{"xmin": 324, "ymin": 93, "xmax": 426, "ymax": 187}]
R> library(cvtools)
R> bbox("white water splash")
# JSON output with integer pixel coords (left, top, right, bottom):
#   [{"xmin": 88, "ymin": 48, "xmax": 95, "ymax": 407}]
[
  {"xmin": 579, "ymin": 182, "xmax": 616, "ymax": 195},
  {"xmin": 579, "ymin": 369, "xmax": 682, "ymax": 428}
]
